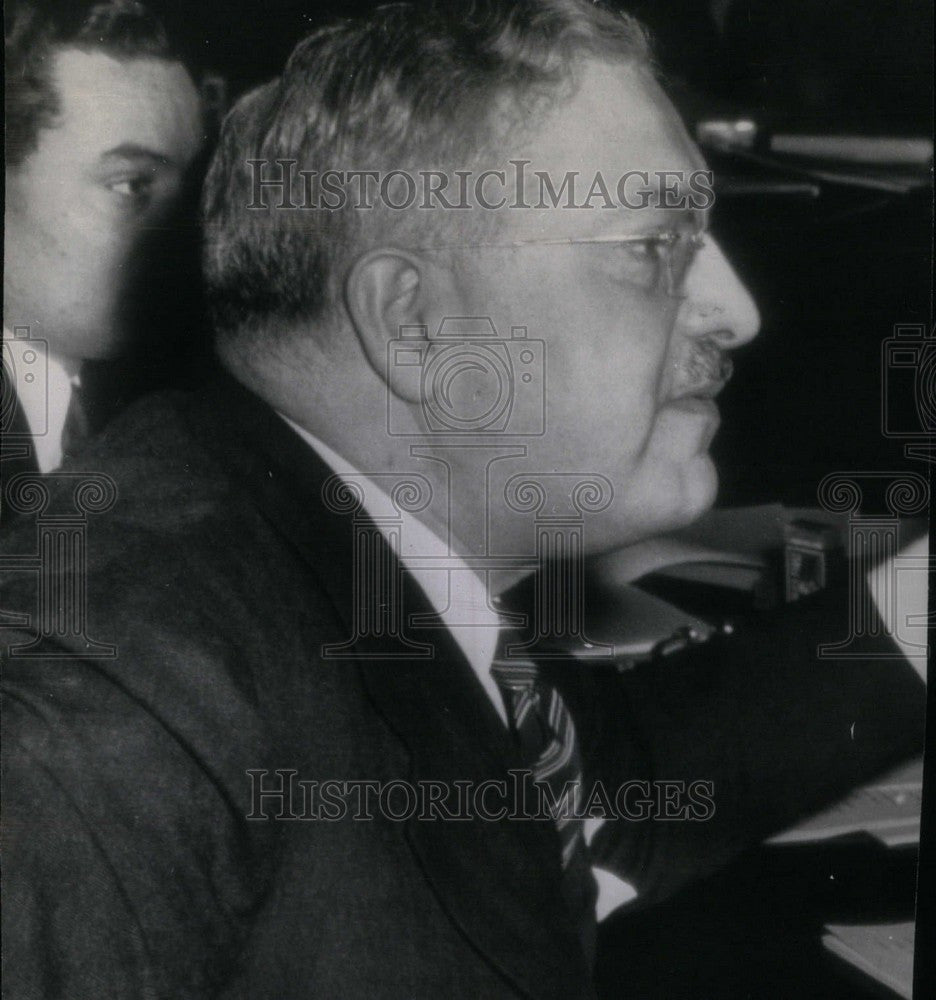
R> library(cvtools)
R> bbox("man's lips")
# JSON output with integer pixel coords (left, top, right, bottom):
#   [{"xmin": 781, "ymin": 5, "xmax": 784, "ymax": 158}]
[
  {"xmin": 664, "ymin": 395, "xmax": 721, "ymax": 417},
  {"xmin": 664, "ymin": 354, "xmax": 734, "ymax": 406},
  {"xmin": 672, "ymin": 380, "xmax": 725, "ymax": 401}
]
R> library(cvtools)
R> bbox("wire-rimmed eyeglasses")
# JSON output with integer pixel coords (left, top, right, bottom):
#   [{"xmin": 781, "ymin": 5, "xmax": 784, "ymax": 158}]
[
  {"xmin": 503, "ymin": 230, "xmax": 706, "ymax": 297},
  {"xmin": 418, "ymin": 230, "xmax": 707, "ymax": 297}
]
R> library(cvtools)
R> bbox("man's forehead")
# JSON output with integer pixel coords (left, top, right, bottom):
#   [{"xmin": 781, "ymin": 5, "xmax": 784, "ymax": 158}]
[
  {"xmin": 525, "ymin": 58, "xmax": 703, "ymax": 172},
  {"xmin": 46, "ymin": 48, "xmax": 201, "ymax": 167},
  {"xmin": 493, "ymin": 56, "xmax": 707, "ymax": 239}
]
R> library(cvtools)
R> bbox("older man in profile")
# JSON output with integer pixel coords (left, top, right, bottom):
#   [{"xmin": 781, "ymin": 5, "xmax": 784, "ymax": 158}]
[{"xmin": 1, "ymin": 2, "xmax": 924, "ymax": 997}]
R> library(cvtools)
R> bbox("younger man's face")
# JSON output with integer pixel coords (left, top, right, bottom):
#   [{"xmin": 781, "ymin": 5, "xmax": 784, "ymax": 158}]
[{"xmin": 3, "ymin": 48, "xmax": 202, "ymax": 362}]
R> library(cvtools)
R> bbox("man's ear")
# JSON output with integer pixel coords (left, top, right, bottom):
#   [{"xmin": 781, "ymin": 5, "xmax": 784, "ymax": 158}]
[{"xmin": 345, "ymin": 248, "xmax": 429, "ymax": 398}]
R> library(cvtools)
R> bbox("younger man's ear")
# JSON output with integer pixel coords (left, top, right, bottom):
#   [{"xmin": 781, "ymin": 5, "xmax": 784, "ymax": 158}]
[{"xmin": 345, "ymin": 248, "xmax": 428, "ymax": 391}]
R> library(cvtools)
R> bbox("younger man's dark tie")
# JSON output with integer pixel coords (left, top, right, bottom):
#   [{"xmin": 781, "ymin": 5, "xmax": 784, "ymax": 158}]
[{"xmin": 61, "ymin": 381, "xmax": 91, "ymax": 462}]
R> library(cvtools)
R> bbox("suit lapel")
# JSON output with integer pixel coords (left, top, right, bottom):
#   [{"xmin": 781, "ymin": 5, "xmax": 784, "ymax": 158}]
[
  {"xmin": 185, "ymin": 372, "xmax": 592, "ymax": 999},
  {"xmin": 360, "ymin": 573, "xmax": 591, "ymax": 999}
]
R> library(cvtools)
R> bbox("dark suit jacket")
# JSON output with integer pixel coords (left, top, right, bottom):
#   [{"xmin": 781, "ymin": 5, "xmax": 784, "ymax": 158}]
[
  {"xmin": 1, "ymin": 390, "xmax": 39, "ymax": 486},
  {"xmin": 1, "ymin": 372, "xmax": 925, "ymax": 999}
]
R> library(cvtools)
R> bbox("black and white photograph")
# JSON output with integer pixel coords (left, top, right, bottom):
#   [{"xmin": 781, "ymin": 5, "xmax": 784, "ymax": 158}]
[{"xmin": 2, "ymin": 1, "xmax": 932, "ymax": 997}]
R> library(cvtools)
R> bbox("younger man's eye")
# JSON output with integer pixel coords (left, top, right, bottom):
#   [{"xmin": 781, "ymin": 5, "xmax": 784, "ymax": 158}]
[{"xmin": 106, "ymin": 175, "xmax": 153, "ymax": 202}]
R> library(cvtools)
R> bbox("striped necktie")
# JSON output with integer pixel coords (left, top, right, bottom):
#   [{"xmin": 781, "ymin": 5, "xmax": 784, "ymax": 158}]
[{"xmin": 491, "ymin": 628, "xmax": 597, "ymax": 957}]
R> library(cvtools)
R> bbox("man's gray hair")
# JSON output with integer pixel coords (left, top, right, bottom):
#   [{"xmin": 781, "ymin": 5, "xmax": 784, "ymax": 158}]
[{"xmin": 202, "ymin": 0, "xmax": 651, "ymax": 345}]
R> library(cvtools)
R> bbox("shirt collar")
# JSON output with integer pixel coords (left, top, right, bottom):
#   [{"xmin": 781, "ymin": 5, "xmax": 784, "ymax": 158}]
[
  {"xmin": 3, "ymin": 327, "xmax": 79, "ymax": 473},
  {"xmin": 279, "ymin": 414, "xmax": 507, "ymax": 724}
]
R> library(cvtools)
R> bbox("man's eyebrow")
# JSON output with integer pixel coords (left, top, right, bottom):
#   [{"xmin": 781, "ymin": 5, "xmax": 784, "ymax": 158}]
[
  {"xmin": 595, "ymin": 205, "xmax": 705, "ymax": 234},
  {"xmin": 99, "ymin": 143, "xmax": 176, "ymax": 168}
]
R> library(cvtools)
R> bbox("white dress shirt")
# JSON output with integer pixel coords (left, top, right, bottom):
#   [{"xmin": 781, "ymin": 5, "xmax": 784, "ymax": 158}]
[
  {"xmin": 3, "ymin": 327, "xmax": 78, "ymax": 473},
  {"xmin": 282, "ymin": 415, "xmax": 638, "ymax": 919}
]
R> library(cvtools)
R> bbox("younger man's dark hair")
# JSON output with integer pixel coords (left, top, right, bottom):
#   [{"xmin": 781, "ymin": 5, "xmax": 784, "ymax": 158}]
[{"xmin": 5, "ymin": 0, "xmax": 176, "ymax": 166}]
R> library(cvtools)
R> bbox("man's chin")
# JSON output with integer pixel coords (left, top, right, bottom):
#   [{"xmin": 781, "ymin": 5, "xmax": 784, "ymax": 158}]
[
  {"xmin": 679, "ymin": 452, "xmax": 719, "ymax": 523},
  {"xmin": 636, "ymin": 453, "xmax": 719, "ymax": 538},
  {"xmin": 642, "ymin": 409, "xmax": 721, "ymax": 519},
  {"xmin": 587, "ymin": 459, "xmax": 717, "ymax": 556}
]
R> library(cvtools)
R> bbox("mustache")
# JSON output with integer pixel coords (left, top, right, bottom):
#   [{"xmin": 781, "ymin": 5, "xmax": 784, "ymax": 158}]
[{"xmin": 676, "ymin": 338, "xmax": 733, "ymax": 395}]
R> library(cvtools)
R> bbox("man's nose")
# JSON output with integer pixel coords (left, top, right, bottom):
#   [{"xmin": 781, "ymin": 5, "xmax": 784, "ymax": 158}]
[{"xmin": 675, "ymin": 237, "xmax": 760, "ymax": 348}]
